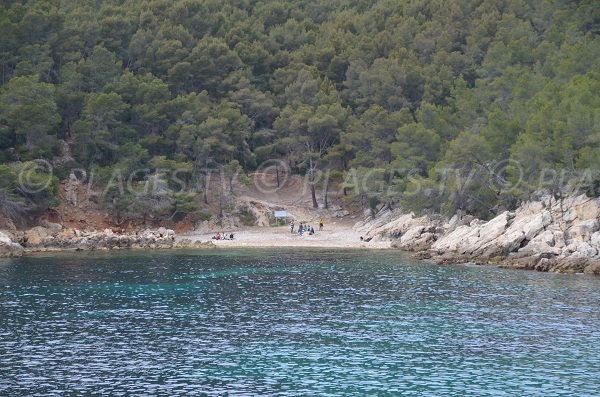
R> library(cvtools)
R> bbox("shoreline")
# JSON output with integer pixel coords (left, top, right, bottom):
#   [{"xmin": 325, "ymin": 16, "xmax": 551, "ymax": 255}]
[
  {"xmin": 9, "ymin": 236, "xmax": 599, "ymax": 277},
  {"xmin": 3, "ymin": 200, "xmax": 600, "ymax": 276},
  {"xmin": 355, "ymin": 194, "xmax": 600, "ymax": 276},
  {"xmin": 0, "ymin": 224, "xmax": 392, "ymax": 260},
  {"xmin": 177, "ymin": 226, "xmax": 392, "ymax": 250},
  {"xmin": 10, "ymin": 237, "xmax": 600, "ymax": 278},
  {"xmin": 15, "ymin": 244, "xmax": 392, "ymax": 259}
]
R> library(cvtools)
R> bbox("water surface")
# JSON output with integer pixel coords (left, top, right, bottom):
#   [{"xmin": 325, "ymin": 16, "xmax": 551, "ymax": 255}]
[{"xmin": 1, "ymin": 249, "xmax": 599, "ymax": 395}]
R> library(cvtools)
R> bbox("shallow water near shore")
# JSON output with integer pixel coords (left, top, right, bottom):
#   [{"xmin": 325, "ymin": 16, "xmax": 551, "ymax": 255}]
[{"xmin": 1, "ymin": 249, "xmax": 599, "ymax": 396}]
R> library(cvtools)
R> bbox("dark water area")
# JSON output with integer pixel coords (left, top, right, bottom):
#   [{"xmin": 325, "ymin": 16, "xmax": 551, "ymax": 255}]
[{"xmin": 1, "ymin": 249, "xmax": 599, "ymax": 396}]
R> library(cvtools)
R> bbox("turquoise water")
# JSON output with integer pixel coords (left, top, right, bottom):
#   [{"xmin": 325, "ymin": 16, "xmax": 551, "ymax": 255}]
[{"xmin": 1, "ymin": 249, "xmax": 599, "ymax": 396}]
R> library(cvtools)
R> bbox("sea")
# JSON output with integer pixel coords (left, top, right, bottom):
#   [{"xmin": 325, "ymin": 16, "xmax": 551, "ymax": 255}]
[{"xmin": 1, "ymin": 249, "xmax": 599, "ymax": 396}]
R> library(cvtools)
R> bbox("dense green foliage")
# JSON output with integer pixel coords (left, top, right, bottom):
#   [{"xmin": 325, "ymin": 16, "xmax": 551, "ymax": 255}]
[{"xmin": 0, "ymin": 0, "xmax": 599, "ymax": 220}]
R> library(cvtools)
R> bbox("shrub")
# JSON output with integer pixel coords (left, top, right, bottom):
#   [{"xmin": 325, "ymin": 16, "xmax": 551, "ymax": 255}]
[{"xmin": 238, "ymin": 206, "xmax": 257, "ymax": 226}]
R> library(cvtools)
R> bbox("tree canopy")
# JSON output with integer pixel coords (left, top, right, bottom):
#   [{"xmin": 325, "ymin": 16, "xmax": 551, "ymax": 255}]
[{"xmin": 0, "ymin": 0, "xmax": 599, "ymax": 220}]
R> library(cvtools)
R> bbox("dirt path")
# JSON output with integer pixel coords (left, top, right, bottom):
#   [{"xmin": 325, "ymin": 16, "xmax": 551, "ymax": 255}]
[
  {"xmin": 181, "ymin": 171, "xmax": 378, "ymax": 248},
  {"xmin": 233, "ymin": 172, "xmax": 361, "ymax": 226}
]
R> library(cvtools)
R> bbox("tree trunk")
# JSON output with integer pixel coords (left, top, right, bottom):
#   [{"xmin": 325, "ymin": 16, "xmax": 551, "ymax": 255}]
[
  {"xmin": 308, "ymin": 161, "xmax": 318, "ymax": 209},
  {"xmin": 311, "ymin": 184, "xmax": 318, "ymax": 209},
  {"xmin": 323, "ymin": 178, "xmax": 329, "ymax": 209},
  {"xmin": 276, "ymin": 165, "xmax": 280, "ymax": 188},
  {"xmin": 203, "ymin": 177, "xmax": 209, "ymax": 204},
  {"xmin": 202, "ymin": 168, "xmax": 210, "ymax": 204}
]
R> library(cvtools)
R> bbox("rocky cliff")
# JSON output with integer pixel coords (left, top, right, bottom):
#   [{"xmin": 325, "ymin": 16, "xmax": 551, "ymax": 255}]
[{"xmin": 356, "ymin": 195, "xmax": 600, "ymax": 275}]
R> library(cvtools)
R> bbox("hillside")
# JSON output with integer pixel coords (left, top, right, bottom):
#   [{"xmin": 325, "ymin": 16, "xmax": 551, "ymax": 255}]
[{"xmin": 0, "ymin": 0, "xmax": 599, "ymax": 227}]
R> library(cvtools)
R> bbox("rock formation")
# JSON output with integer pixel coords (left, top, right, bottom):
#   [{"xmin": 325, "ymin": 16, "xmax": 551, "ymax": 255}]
[
  {"xmin": 358, "ymin": 195, "xmax": 600, "ymax": 275},
  {"xmin": 0, "ymin": 231, "xmax": 24, "ymax": 258},
  {"xmin": 20, "ymin": 226, "xmax": 179, "ymax": 251},
  {"xmin": 0, "ymin": 224, "xmax": 217, "ymax": 256}
]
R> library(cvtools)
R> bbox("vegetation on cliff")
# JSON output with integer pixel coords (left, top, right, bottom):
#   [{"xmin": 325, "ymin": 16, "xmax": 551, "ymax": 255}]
[{"xmin": 0, "ymin": 0, "xmax": 599, "ymax": 223}]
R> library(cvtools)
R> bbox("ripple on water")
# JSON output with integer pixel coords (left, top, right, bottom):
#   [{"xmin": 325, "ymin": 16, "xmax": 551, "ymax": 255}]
[{"xmin": 0, "ymin": 249, "xmax": 599, "ymax": 396}]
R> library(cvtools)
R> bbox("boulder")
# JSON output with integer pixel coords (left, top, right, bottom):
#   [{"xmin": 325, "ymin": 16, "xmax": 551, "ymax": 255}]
[
  {"xmin": 552, "ymin": 230, "xmax": 567, "ymax": 249},
  {"xmin": 0, "ymin": 231, "xmax": 24, "ymax": 258},
  {"xmin": 394, "ymin": 231, "xmax": 436, "ymax": 251},
  {"xmin": 534, "ymin": 257, "xmax": 556, "ymax": 272},
  {"xmin": 410, "ymin": 232, "xmax": 436, "ymax": 251},
  {"xmin": 560, "ymin": 242, "xmax": 596, "ymax": 257},
  {"xmin": 473, "ymin": 210, "xmax": 552, "ymax": 258},
  {"xmin": 24, "ymin": 226, "xmax": 51, "ymax": 247},
  {"xmin": 399, "ymin": 226, "xmax": 425, "ymax": 245},
  {"xmin": 575, "ymin": 243, "xmax": 598, "ymax": 257},
  {"xmin": 572, "ymin": 196, "xmax": 600, "ymax": 221},
  {"xmin": 584, "ymin": 261, "xmax": 600, "ymax": 275},
  {"xmin": 156, "ymin": 227, "xmax": 175, "ymax": 240},
  {"xmin": 549, "ymin": 256, "xmax": 589, "ymax": 274},
  {"xmin": 431, "ymin": 224, "xmax": 476, "ymax": 253},
  {"xmin": 333, "ymin": 209, "xmax": 350, "ymax": 218},
  {"xmin": 432, "ymin": 211, "xmax": 523, "ymax": 257},
  {"xmin": 445, "ymin": 212, "xmax": 475, "ymax": 233},
  {"xmin": 522, "ymin": 211, "xmax": 553, "ymax": 240},
  {"xmin": 469, "ymin": 211, "xmax": 513, "ymax": 256},
  {"xmin": 566, "ymin": 219, "xmax": 599, "ymax": 244},
  {"xmin": 590, "ymin": 231, "xmax": 600, "ymax": 249},
  {"xmin": 518, "ymin": 230, "xmax": 561, "ymax": 256},
  {"xmin": 504, "ymin": 255, "xmax": 541, "ymax": 270},
  {"xmin": 40, "ymin": 220, "xmax": 62, "ymax": 233},
  {"xmin": 411, "ymin": 251, "xmax": 432, "ymax": 260}
]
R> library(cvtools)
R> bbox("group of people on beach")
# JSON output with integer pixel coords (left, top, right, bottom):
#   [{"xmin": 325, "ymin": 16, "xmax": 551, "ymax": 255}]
[
  {"xmin": 212, "ymin": 232, "xmax": 234, "ymax": 240},
  {"xmin": 290, "ymin": 218, "xmax": 324, "ymax": 236}
]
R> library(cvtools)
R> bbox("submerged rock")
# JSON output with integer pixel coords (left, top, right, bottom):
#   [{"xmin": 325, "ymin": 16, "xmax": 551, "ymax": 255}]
[{"xmin": 174, "ymin": 239, "xmax": 216, "ymax": 249}]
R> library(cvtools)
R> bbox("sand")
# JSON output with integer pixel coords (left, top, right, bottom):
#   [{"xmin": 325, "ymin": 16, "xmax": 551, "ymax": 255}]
[
  {"xmin": 175, "ymin": 172, "xmax": 393, "ymax": 249},
  {"xmin": 179, "ymin": 223, "xmax": 391, "ymax": 249}
]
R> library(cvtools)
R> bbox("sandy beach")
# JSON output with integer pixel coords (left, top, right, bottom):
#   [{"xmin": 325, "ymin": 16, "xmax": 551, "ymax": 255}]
[{"xmin": 179, "ymin": 224, "xmax": 392, "ymax": 249}]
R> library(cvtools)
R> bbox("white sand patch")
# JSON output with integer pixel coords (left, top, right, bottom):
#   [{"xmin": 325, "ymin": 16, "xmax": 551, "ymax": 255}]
[{"xmin": 179, "ymin": 224, "xmax": 391, "ymax": 249}]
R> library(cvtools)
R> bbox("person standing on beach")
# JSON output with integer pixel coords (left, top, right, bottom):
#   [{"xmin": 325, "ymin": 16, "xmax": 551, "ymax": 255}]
[
  {"xmin": 298, "ymin": 223, "xmax": 304, "ymax": 236},
  {"xmin": 319, "ymin": 218, "xmax": 324, "ymax": 231},
  {"xmin": 290, "ymin": 221, "xmax": 294, "ymax": 234}
]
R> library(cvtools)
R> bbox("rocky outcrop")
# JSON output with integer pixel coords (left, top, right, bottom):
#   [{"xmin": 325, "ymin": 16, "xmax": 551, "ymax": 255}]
[
  {"xmin": 360, "ymin": 195, "xmax": 600, "ymax": 275},
  {"xmin": 20, "ymin": 226, "xmax": 178, "ymax": 251},
  {"xmin": 0, "ymin": 231, "xmax": 24, "ymax": 258},
  {"xmin": 431, "ymin": 202, "xmax": 556, "ymax": 260},
  {"xmin": 354, "ymin": 208, "xmax": 442, "ymax": 251},
  {"xmin": 2, "ymin": 224, "xmax": 215, "ymax": 257},
  {"xmin": 24, "ymin": 226, "xmax": 52, "ymax": 247}
]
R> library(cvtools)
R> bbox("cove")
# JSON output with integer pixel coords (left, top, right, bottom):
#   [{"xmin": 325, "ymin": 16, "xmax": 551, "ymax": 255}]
[{"xmin": 1, "ymin": 249, "xmax": 599, "ymax": 396}]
